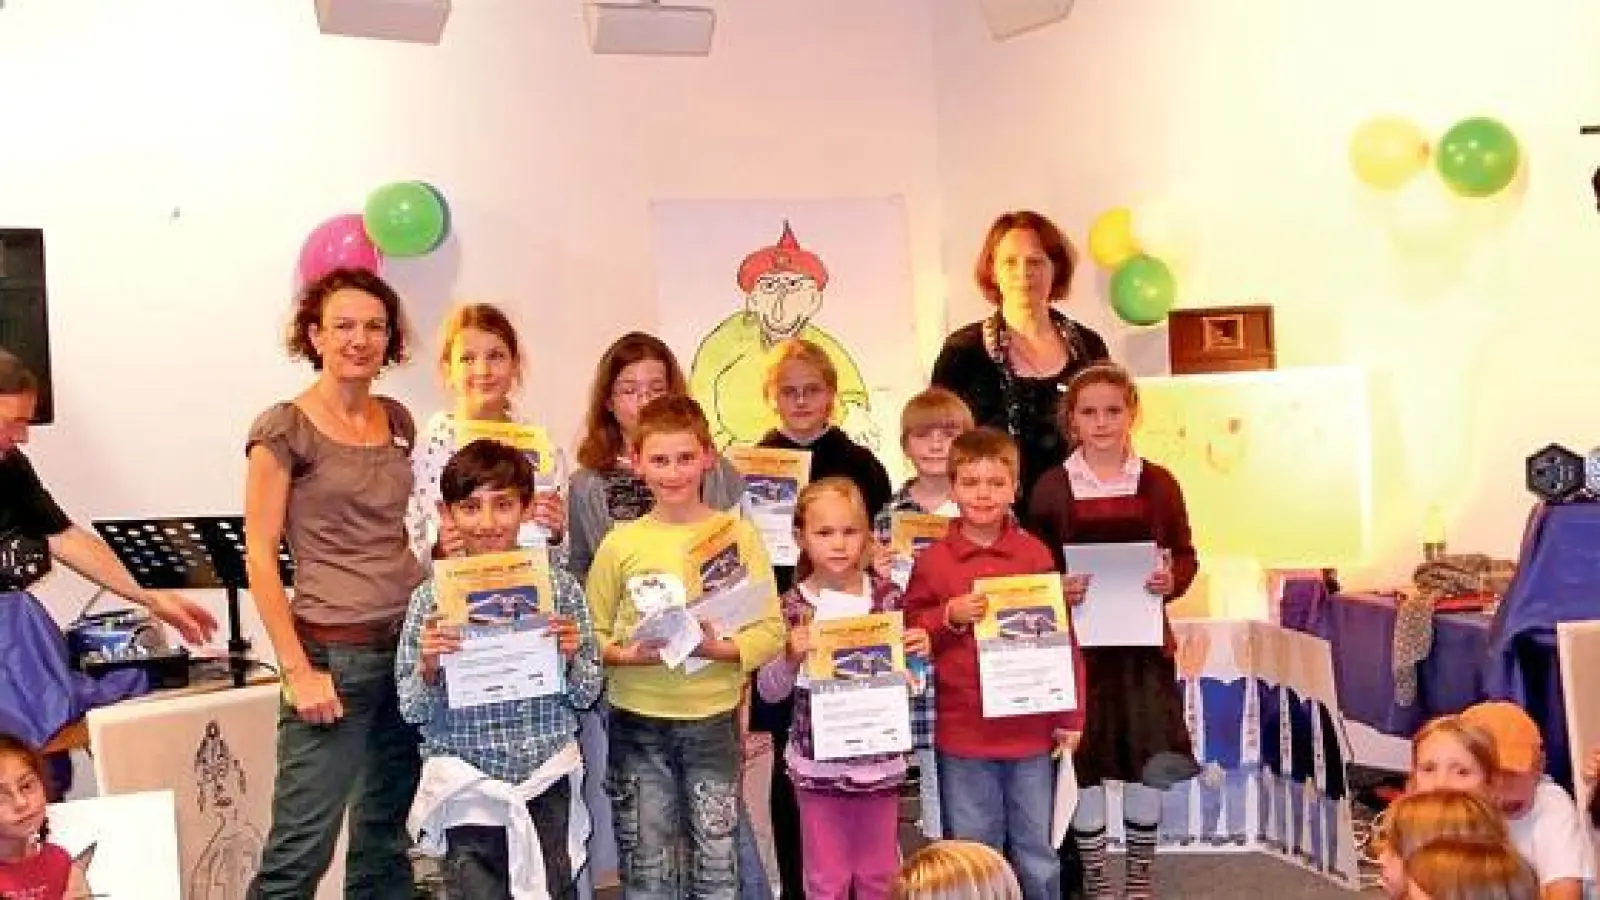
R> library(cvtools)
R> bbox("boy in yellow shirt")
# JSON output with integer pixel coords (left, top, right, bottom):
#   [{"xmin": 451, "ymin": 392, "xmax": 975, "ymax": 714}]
[{"xmin": 585, "ymin": 395, "xmax": 784, "ymax": 898}]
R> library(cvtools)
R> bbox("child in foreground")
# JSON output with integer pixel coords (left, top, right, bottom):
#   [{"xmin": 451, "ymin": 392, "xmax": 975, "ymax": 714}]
[{"xmin": 398, "ymin": 439, "xmax": 603, "ymax": 900}]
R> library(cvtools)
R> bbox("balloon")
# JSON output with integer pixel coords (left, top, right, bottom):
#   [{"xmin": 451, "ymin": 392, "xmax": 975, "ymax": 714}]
[
  {"xmin": 298, "ymin": 213, "xmax": 380, "ymax": 284},
  {"xmin": 1109, "ymin": 255, "xmax": 1176, "ymax": 326},
  {"xmin": 419, "ymin": 182, "xmax": 452, "ymax": 253},
  {"xmin": 1349, "ymin": 117, "xmax": 1429, "ymax": 190},
  {"xmin": 1130, "ymin": 196, "xmax": 1199, "ymax": 265},
  {"xmin": 1436, "ymin": 117, "xmax": 1519, "ymax": 198},
  {"xmin": 1087, "ymin": 208, "xmax": 1139, "ymax": 269},
  {"xmin": 363, "ymin": 181, "xmax": 446, "ymax": 257}
]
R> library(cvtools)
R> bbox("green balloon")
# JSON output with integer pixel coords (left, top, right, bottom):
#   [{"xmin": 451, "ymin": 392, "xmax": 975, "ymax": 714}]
[
  {"xmin": 1435, "ymin": 117, "xmax": 1519, "ymax": 198},
  {"xmin": 363, "ymin": 181, "xmax": 446, "ymax": 257},
  {"xmin": 1109, "ymin": 255, "xmax": 1176, "ymax": 326}
]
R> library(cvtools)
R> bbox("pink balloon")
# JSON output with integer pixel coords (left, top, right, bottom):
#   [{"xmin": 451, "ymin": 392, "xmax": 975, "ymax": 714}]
[{"xmin": 298, "ymin": 213, "xmax": 380, "ymax": 283}]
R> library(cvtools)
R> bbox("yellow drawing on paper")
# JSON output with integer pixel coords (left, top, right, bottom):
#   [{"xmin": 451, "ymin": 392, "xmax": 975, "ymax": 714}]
[{"xmin": 689, "ymin": 221, "xmax": 876, "ymax": 450}]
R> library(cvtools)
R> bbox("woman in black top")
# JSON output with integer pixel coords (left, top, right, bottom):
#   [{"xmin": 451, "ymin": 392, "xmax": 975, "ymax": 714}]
[{"xmin": 932, "ymin": 210, "xmax": 1110, "ymax": 512}]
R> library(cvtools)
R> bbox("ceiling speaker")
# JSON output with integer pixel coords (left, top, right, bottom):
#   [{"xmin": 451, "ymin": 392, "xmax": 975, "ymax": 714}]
[
  {"xmin": 315, "ymin": 0, "xmax": 451, "ymax": 45},
  {"xmin": 584, "ymin": 1, "xmax": 715, "ymax": 57},
  {"xmin": 978, "ymin": 0, "xmax": 1075, "ymax": 41}
]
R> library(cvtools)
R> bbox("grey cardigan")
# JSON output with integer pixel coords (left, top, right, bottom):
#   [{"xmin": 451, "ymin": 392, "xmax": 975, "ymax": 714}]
[{"xmin": 564, "ymin": 454, "xmax": 745, "ymax": 582}]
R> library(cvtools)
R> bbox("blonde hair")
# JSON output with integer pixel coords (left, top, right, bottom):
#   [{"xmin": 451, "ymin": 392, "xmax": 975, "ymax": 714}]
[
  {"xmin": 1404, "ymin": 837, "xmax": 1538, "ymax": 900},
  {"xmin": 948, "ymin": 427, "xmax": 1020, "ymax": 482},
  {"xmin": 1058, "ymin": 362, "xmax": 1140, "ymax": 438},
  {"xmin": 764, "ymin": 339, "xmax": 838, "ymax": 406},
  {"xmin": 892, "ymin": 840, "xmax": 1022, "ymax": 900},
  {"xmin": 792, "ymin": 477, "xmax": 871, "ymax": 582},
  {"xmin": 900, "ymin": 388, "xmax": 976, "ymax": 448},
  {"xmin": 1373, "ymin": 789, "xmax": 1508, "ymax": 862},
  {"xmin": 1410, "ymin": 715, "xmax": 1500, "ymax": 790}
]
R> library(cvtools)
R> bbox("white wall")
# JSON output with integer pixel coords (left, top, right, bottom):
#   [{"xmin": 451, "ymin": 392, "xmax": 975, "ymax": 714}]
[
  {"xmin": 11, "ymin": 0, "xmax": 1598, "ymax": 635},
  {"xmin": 931, "ymin": 0, "xmax": 1600, "ymax": 589},
  {"xmin": 2, "ymin": 0, "xmax": 945, "ymax": 639}
]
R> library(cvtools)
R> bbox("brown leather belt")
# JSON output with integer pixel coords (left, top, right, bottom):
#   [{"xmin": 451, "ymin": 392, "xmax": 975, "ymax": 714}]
[{"xmin": 295, "ymin": 617, "xmax": 402, "ymax": 648}]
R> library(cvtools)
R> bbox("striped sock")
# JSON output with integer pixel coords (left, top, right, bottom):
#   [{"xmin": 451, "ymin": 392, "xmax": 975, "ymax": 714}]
[
  {"xmin": 1125, "ymin": 820, "xmax": 1159, "ymax": 899},
  {"xmin": 1072, "ymin": 827, "xmax": 1111, "ymax": 899}
]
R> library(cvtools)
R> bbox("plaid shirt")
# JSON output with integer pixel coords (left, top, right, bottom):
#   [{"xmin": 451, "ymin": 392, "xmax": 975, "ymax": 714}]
[
  {"xmin": 396, "ymin": 563, "xmax": 604, "ymax": 782},
  {"xmin": 876, "ymin": 483, "xmax": 942, "ymax": 751}
]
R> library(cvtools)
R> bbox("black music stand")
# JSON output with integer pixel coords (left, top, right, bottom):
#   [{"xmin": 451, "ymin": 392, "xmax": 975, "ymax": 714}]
[{"xmin": 91, "ymin": 516, "xmax": 296, "ymax": 688}]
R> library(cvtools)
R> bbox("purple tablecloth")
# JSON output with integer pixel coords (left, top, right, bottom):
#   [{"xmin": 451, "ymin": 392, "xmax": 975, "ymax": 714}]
[{"xmin": 1281, "ymin": 583, "xmax": 1490, "ymax": 738}]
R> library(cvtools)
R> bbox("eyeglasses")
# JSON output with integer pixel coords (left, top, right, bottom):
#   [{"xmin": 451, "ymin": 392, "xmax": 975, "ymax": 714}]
[
  {"xmin": 613, "ymin": 382, "xmax": 667, "ymax": 402},
  {"xmin": 776, "ymin": 385, "xmax": 830, "ymax": 403}
]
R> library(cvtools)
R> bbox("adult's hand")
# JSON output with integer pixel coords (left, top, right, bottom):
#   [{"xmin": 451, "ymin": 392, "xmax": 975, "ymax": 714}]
[{"xmin": 140, "ymin": 589, "xmax": 220, "ymax": 645}]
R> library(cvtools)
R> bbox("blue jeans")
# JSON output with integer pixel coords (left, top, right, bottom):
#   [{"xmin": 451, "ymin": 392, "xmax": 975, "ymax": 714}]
[
  {"xmin": 606, "ymin": 709, "xmax": 741, "ymax": 900},
  {"xmin": 939, "ymin": 752, "xmax": 1058, "ymax": 900},
  {"xmin": 247, "ymin": 639, "xmax": 421, "ymax": 899}
]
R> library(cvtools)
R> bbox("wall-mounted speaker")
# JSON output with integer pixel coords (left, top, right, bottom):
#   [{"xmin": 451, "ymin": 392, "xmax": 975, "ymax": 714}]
[
  {"xmin": 978, "ymin": 0, "xmax": 1076, "ymax": 41},
  {"xmin": 584, "ymin": 1, "xmax": 715, "ymax": 57},
  {"xmin": 314, "ymin": 0, "xmax": 451, "ymax": 45},
  {"xmin": 0, "ymin": 229, "xmax": 53, "ymax": 424}
]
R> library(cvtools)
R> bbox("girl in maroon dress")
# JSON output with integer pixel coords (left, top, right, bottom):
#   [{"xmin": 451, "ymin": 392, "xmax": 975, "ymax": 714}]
[{"xmin": 1026, "ymin": 363, "xmax": 1199, "ymax": 900}]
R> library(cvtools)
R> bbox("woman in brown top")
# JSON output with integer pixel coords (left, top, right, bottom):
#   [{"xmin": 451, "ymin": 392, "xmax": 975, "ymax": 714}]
[{"xmin": 243, "ymin": 268, "xmax": 426, "ymax": 900}]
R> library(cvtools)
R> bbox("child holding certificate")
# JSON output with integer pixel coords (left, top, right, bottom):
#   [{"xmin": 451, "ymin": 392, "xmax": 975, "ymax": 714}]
[
  {"xmin": 903, "ymin": 427, "xmax": 1085, "ymax": 900},
  {"xmin": 870, "ymin": 386, "xmax": 974, "ymax": 841},
  {"xmin": 755, "ymin": 477, "xmax": 930, "ymax": 900},
  {"xmin": 585, "ymin": 395, "xmax": 785, "ymax": 900},
  {"xmin": 397, "ymin": 439, "xmax": 603, "ymax": 900},
  {"xmin": 751, "ymin": 337, "xmax": 892, "ymax": 898},
  {"xmin": 1026, "ymin": 363, "xmax": 1199, "ymax": 900},
  {"xmin": 406, "ymin": 303, "xmax": 567, "ymax": 564}
]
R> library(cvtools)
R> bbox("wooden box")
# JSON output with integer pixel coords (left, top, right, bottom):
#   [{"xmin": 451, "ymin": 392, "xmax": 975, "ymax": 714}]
[{"xmin": 1168, "ymin": 304, "xmax": 1275, "ymax": 374}]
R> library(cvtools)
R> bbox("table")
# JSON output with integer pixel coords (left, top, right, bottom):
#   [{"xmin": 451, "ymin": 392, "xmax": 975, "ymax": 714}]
[
  {"xmin": 42, "ymin": 667, "xmax": 279, "ymax": 754},
  {"xmin": 1281, "ymin": 585, "xmax": 1491, "ymax": 739}
]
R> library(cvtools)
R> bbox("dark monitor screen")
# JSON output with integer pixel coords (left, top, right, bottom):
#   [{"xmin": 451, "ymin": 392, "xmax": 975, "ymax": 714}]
[{"xmin": 0, "ymin": 229, "xmax": 53, "ymax": 424}]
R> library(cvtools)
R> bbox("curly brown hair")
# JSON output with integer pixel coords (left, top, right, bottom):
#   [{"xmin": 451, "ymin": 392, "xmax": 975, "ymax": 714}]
[
  {"xmin": 973, "ymin": 210, "xmax": 1077, "ymax": 306},
  {"xmin": 285, "ymin": 268, "xmax": 411, "ymax": 371}
]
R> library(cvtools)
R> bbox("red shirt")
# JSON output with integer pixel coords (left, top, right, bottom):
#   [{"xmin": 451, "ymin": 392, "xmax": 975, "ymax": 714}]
[
  {"xmin": 903, "ymin": 518, "xmax": 1086, "ymax": 759},
  {"xmin": 0, "ymin": 842, "xmax": 71, "ymax": 900}
]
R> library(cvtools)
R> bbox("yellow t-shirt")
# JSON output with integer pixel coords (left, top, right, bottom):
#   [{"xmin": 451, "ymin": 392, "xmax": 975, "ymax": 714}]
[{"xmin": 585, "ymin": 511, "xmax": 784, "ymax": 719}]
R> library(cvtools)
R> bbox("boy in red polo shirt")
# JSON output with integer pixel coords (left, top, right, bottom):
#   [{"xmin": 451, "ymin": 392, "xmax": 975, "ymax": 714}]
[{"xmin": 903, "ymin": 427, "xmax": 1085, "ymax": 900}]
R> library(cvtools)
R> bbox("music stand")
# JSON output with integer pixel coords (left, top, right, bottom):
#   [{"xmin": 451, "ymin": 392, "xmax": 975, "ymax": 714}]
[{"xmin": 91, "ymin": 516, "xmax": 296, "ymax": 688}]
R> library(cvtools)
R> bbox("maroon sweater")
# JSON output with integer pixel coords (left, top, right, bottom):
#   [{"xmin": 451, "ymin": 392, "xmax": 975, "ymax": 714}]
[
  {"xmin": 902, "ymin": 518, "xmax": 1087, "ymax": 759},
  {"xmin": 1025, "ymin": 461, "xmax": 1198, "ymax": 654}
]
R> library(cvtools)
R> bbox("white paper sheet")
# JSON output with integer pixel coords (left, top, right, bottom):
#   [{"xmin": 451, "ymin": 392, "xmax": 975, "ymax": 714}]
[
  {"xmin": 1064, "ymin": 542, "xmax": 1165, "ymax": 648},
  {"xmin": 633, "ymin": 605, "xmax": 704, "ymax": 669},
  {"xmin": 442, "ymin": 618, "xmax": 563, "ymax": 708},
  {"xmin": 1052, "ymin": 754, "xmax": 1080, "ymax": 849}
]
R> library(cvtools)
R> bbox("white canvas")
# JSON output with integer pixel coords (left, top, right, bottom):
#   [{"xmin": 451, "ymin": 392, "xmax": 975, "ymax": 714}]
[
  {"xmin": 86, "ymin": 683, "xmax": 348, "ymax": 899},
  {"xmin": 46, "ymin": 790, "xmax": 182, "ymax": 899}
]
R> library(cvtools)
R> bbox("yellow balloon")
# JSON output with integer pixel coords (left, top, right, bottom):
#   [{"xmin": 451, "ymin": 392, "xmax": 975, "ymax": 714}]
[
  {"xmin": 1087, "ymin": 208, "xmax": 1140, "ymax": 269},
  {"xmin": 1350, "ymin": 116, "xmax": 1430, "ymax": 190}
]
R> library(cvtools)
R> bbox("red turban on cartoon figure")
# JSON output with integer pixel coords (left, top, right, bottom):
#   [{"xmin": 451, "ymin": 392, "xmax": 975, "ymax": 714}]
[
  {"xmin": 688, "ymin": 220, "xmax": 874, "ymax": 449},
  {"xmin": 736, "ymin": 221, "xmax": 830, "ymax": 295}
]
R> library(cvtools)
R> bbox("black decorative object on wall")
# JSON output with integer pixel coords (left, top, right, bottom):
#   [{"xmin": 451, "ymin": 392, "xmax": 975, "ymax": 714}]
[{"xmin": 0, "ymin": 229, "xmax": 52, "ymax": 424}]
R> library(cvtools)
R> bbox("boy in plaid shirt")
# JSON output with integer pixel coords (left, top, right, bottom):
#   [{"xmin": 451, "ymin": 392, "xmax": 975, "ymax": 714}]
[
  {"xmin": 872, "ymin": 387, "xmax": 974, "ymax": 840},
  {"xmin": 397, "ymin": 439, "xmax": 603, "ymax": 899}
]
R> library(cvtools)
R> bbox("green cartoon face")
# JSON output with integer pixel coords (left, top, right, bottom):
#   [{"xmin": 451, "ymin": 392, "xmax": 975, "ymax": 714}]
[{"xmin": 747, "ymin": 272, "xmax": 823, "ymax": 340}]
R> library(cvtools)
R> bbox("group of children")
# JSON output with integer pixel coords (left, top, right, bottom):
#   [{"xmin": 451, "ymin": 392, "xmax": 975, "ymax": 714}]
[
  {"xmin": 387, "ymin": 302, "xmax": 1198, "ymax": 900},
  {"xmin": 0, "ymin": 301, "xmax": 1196, "ymax": 900},
  {"xmin": 1379, "ymin": 702, "xmax": 1598, "ymax": 899}
]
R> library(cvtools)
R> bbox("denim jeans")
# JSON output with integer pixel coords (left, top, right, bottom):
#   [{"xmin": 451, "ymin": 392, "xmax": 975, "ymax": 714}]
[
  {"xmin": 606, "ymin": 708, "xmax": 740, "ymax": 900},
  {"xmin": 939, "ymin": 752, "xmax": 1058, "ymax": 900},
  {"xmin": 444, "ymin": 775, "xmax": 575, "ymax": 899},
  {"xmin": 247, "ymin": 639, "xmax": 421, "ymax": 900}
]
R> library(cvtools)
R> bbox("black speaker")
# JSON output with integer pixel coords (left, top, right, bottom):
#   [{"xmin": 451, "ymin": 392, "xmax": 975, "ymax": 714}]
[{"xmin": 0, "ymin": 229, "xmax": 53, "ymax": 424}]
